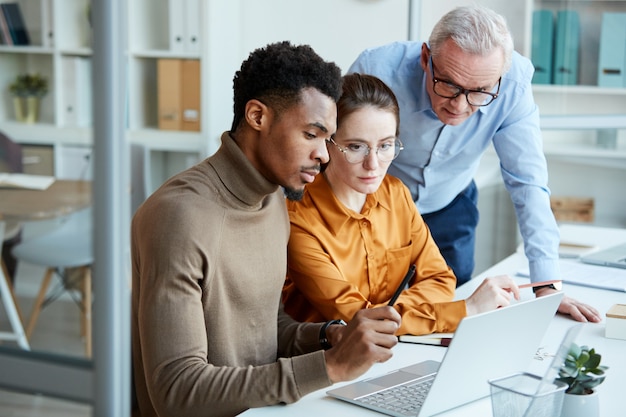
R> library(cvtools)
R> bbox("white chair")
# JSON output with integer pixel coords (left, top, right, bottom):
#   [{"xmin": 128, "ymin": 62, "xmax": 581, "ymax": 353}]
[
  {"xmin": 1, "ymin": 131, "xmax": 24, "ymax": 283},
  {"xmin": 11, "ymin": 207, "xmax": 93, "ymax": 357}
]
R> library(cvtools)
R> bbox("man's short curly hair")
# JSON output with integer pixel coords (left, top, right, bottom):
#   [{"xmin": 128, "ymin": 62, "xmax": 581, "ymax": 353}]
[{"xmin": 231, "ymin": 41, "xmax": 343, "ymax": 132}]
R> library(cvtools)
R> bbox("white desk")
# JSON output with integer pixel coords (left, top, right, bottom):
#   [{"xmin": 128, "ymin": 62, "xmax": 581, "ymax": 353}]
[{"xmin": 242, "ymin": 224, "xmax": 626, "ymax": 416}]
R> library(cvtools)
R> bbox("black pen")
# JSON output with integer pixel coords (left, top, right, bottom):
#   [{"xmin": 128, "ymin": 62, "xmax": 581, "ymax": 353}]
[{"xmin": 388, "ymin": 265, "xmax": 416, "ymax": 306}]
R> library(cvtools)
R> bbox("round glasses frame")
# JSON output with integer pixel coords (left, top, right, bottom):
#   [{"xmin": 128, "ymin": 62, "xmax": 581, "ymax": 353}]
[
  {"xmin": 429, "ymin": 56, "xmax": 500, "ymax": 107},
  {"xmin": 327, "ymin": 137, "xmax": 404, "ymax": 164}
]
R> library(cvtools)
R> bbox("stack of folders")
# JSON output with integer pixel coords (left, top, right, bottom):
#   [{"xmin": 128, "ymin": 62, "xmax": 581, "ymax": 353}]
[
  {"xmin": 531, "ymin": 9, "xmax": 580, "ymax": 85},
  {"xmin": 598, "ymin": 12, "xmax": 626, "ymax": 88}
]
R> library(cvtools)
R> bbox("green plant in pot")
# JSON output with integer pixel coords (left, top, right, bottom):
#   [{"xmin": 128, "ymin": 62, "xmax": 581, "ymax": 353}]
[
  {"xmin": 9, "ymin": 73, "xmax": 48, "ymax": 123},
  {"xmin": 556, "ymin": 343, "xmax": 608, "ymax": 417}
]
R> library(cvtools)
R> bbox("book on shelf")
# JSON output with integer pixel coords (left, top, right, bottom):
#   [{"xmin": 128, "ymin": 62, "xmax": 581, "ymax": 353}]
[
  {"xmin": 597, "ymin": 12, "xmax": 626, "ymax": 88},
  {"xmin": 157, "ymin": 58, "xmax": 201, "ymax": 131},
  {"xmin": 0, "ymin": 2, "xmax": 30, "ymax": 46},
  {"xmin": 0, "ymin": 4, "xmax": 12, "ymax": 45}
]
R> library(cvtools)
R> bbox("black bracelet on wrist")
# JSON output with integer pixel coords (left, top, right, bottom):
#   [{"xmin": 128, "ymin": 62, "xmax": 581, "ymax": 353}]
[{"xmin": 319, "ymin": 319, "xmax": 347, "ymax": 350}]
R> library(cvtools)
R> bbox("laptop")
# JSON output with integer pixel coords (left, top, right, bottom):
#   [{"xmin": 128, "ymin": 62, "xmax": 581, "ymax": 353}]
[
  {"xmin": 580, "ymin": 242, "xmax": 626, "ymax": 269},
  {"xmin": 326, "ymin": 292, "xmax": 564, "ymax": 417}
]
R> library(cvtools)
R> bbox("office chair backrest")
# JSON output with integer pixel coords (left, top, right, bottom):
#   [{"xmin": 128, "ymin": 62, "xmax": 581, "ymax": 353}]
[{"xmin": 0, "ymin": 131, "xmax": 23, "ymax": 173}]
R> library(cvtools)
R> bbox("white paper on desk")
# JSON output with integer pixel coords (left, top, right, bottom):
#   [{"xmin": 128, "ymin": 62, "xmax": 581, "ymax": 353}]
[
  {"xmin": 517, "ymin": 259, "xmax": 626, "ymax": 292},
  {"xmin": 0, "ymin": 173, "xmax": 55, "ymax": 190}
]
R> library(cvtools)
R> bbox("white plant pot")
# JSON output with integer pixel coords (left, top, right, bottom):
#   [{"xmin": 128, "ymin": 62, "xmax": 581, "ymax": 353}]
[{"xmin": 560, "ymin": 391, "xmax": 599, "ymax": 417}]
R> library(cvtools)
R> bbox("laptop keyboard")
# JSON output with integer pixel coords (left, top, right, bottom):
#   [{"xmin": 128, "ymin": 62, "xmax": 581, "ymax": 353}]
[{"xmin": 355, "ymin": 375, "xmax": 435, "ymax": 417}]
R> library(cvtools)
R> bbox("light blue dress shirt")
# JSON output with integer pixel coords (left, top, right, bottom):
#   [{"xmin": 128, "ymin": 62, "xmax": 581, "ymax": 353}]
[{"xmin": 348, "ymin": 41, "xmax": 560, "ymax": 282}]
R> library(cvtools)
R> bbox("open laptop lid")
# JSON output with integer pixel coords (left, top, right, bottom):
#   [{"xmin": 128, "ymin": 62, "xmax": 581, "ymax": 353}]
[
  {"xmin": 419, "ymin": 292, "xmax": 564, "ymax": 416},
  {"xmin": 580, "ymin": 242, "xmax": 626, "ymax": 269},
  {"xmin": 326, "ymin": 292, "xmax": 563, "ymax": 416}
]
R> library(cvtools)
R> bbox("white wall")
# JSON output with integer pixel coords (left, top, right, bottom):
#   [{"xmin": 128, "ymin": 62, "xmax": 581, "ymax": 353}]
[{"xmin": 237, "ymin": 0, "xmax": 410, "ymax": 73}]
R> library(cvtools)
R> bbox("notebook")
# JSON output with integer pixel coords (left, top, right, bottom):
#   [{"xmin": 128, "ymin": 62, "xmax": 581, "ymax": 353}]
[
  {"xmin": 580, "ymin": 242, "xmax": 626, "ymax": 269},
  {"xmin": 326, "ymin": 292, "xmax": 564, "ymax": 417}
]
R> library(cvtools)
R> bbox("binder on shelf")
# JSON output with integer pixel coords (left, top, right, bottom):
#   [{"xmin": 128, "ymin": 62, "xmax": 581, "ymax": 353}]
[
  {"xmin": 168, "ymin": 0, "xmax": 200, "ymax": 53},
  {"xmin": 184, "ymin": 0, "xmax": 200, "ymax": 54},
  {"xmin": 62, "ymin": 57, "xmax": 93, "ymax": 127},
  {"xmin": 553, "ymin": 10, "xmax": 579, "ymax": 85},
  {"xmin": 597, "ymin": 13, "xmax": 626, "ymax": 88},
  {"xmin": 181, "ymin": 59, "xmax": 201, "ymax": 132},
  {"xmin": 157, "ymin": 58, "xmax": 183, "ymax": 130},
  {"xmin": 530, "ymin": 10, "xmax": 554, "ymax": 85},
  {"xmin": 0, "ymin": 2, "xmax": 30, "ymax": 45},
  {"xmin": 41, "ymin": 0, "xmax": 54, "ymax": 47},
  {"xmin": 157, "ymin": 58, "xmax": 201, "ymax": 131}
]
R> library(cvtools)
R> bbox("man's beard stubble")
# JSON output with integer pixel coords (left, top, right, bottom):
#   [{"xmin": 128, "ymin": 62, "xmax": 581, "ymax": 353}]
[{"xmin": 283, "ymin": 187, "xmax": 304, "ymax": 201}]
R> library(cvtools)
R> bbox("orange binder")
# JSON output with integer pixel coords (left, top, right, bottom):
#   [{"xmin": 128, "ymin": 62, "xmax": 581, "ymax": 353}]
[
  {"xmin": 181, "ymin": 59, "xmax": 201, "ymax": 131},
  {"xmin": 157, "ymin": 59, "xmax": 183, "ymax": 130}
]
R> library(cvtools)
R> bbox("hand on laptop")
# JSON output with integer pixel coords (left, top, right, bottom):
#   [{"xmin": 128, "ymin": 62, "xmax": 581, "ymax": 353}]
[
  {"xmin": 465, "ymin": 275, "xmax": 520, "ymax": 316},
  {"xmin": 534, "ymin": 288, "xmax": 602, "ymax": 323},
  {"xmin": 324, "ymin": 306, "xmax": 401, "ymax": 383}
]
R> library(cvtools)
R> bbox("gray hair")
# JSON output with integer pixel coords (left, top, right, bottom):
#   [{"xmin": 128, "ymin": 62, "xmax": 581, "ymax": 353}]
[{"xmin": 429, "ymin": 5, "xmax": 514, "ymax": 73}]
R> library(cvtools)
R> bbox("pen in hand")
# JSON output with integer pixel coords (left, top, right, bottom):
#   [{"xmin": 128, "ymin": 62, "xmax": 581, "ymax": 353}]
[{"xmin": 388, "ymin": 265, "xmax": 417, "ymax": 306}]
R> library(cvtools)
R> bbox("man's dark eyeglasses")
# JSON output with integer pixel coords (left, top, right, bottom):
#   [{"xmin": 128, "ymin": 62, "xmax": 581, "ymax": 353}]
[{"xmin": 429, "ymin": 56, "xmax": 500, "ymax": 107}]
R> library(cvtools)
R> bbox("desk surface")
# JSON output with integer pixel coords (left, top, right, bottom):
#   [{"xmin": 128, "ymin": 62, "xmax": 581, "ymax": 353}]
[
  {"xmin": 0, "ymin": 180, "xmax": 91, "ymax": 222},
  {"xmin": 242, "ymin": 224, "xmax": 626, "ymax": 416}
]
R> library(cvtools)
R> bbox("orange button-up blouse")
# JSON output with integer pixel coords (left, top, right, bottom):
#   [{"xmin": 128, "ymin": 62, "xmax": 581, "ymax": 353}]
[{"xmin": 283, "ymin": 173, "xmax": 466, "ymax": 335}]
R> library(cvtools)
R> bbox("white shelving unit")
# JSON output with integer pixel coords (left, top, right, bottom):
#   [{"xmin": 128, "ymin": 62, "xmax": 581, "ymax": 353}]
[{"xmin": 0, "ymin": 0, "xmax": 207, "ymax": 191}]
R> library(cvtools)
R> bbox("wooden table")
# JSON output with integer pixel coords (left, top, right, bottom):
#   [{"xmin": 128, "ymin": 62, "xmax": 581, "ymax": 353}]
[
  {"xmin": 0, "ymin": 180, "xmax": 92, "ymax": 222},
  {"xmin": 0, "ymin": 180, "xmax": 91, "ymax": 349}
]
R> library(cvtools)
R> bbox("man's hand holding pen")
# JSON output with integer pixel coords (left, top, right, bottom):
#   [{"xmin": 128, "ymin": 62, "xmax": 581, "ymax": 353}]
[{"xmin": 324, "ymin": 307, "xmax": 401, "ymax": 383}]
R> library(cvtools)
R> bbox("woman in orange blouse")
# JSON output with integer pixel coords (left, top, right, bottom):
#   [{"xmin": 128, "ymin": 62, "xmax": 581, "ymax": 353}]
[{"xmin": 283, "ymin": 73, "xmax": 520, "ymax": 336}]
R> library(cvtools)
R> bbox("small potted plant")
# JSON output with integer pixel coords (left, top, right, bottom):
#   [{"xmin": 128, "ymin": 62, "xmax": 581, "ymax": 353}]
[
  {"xmin": 556, "ymin": 343, "xmax": 608, "ymax": 417},
  {"xmin": 9, "ymin": 73, "xmax": 49, "ymax": 123}
]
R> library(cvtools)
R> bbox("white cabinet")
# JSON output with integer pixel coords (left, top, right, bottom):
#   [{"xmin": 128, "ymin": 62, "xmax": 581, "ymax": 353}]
[{"xmin": 0, "ymin": 0, "xmax": 206, "ymax": 195}]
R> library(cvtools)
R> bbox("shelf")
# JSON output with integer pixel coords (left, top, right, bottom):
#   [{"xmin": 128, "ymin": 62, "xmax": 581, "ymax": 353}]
[
  {"xmin": 130, "ymin": 50, "xmax": 201, "ymax": 59},
  {"xmin": 128, "ymin": 129, "xmax": 206, "ymax": 152},
  {"xmin": 58, "ymin": 48, "xmax": 92, "ymax": 57},
  {"xmin": 0, "ymin": 46, "xmax": 54, "ymax": 54},
  {"xmin": 533, "ymin": 85, "xmax": 626, "ymax": 96},
  {"xmin": 543, "ymin": 144, "xmax": 626, "ymax": 161},
  {"xmin": 1, "ymin": 122, "xmax": 91, "ymax": 146},
  {"xmin": 540, "ymin": 114, "xmax": 626, "ymax": 129}
]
